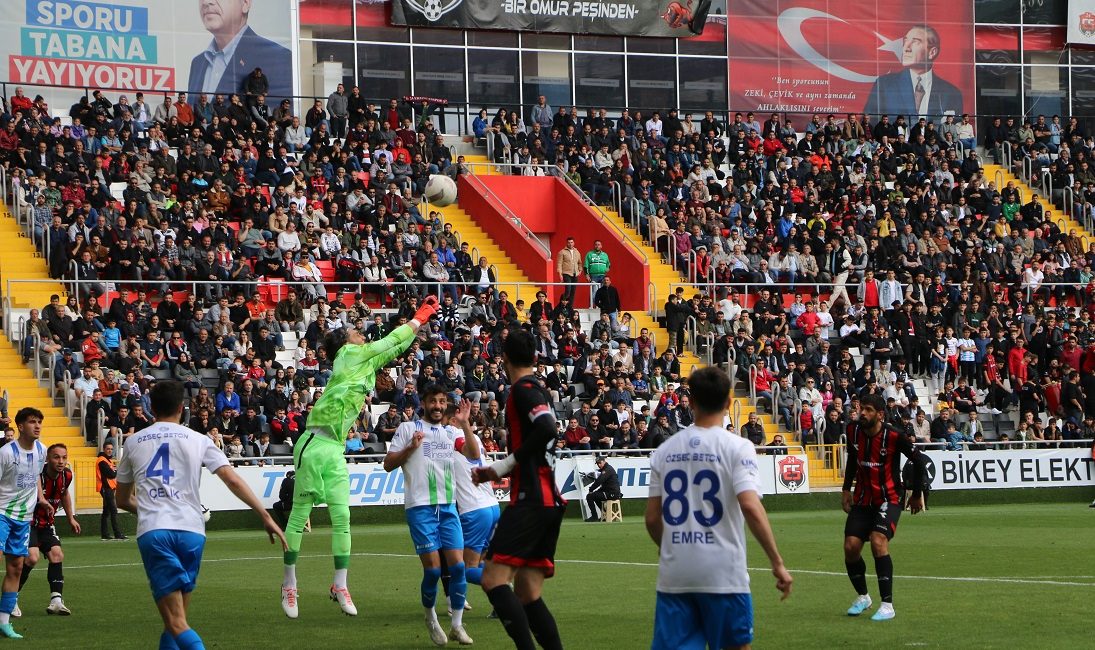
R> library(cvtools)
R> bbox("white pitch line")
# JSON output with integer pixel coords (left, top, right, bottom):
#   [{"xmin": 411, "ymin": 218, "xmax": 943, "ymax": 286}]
[
  {"xmin": 551, "ymin": 553, "xmax": 1095, "ymax": 586},
  {"xmin": 64, "ymin": 552, "xmax": 1095, "ymax": 587}
]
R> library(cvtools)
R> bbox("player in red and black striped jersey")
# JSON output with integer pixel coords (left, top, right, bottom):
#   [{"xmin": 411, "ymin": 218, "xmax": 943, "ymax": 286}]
[
  {"xmin": 473, "ymin": 329, "xmax": 565, "ymax": 650},
  {"xmin": 20, "ymin": 443, "xmax": 80, "ymax": 616},
  {"xmin": 841, "ymin": 394, "xmax": 927, "ymax": 622}
]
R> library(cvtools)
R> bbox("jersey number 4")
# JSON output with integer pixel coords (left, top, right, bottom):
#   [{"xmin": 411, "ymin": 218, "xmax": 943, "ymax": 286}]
[
  {"xmin": 148, "ymin": 443, "xmax": 175, "ymax": 485},
  {"xmin": 662, "ymin": 469, "xmax": 723, "ymax": 527}
]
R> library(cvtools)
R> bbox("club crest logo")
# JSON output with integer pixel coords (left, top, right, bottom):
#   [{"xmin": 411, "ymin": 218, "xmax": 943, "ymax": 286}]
[
  {"xmin": 1081, "ymin": 12, "xmax": 1095, "ymax": 36},
  {"xmin": 405, "ymin": 0, "xmax": 464, "ymax": 22},
  {"xmin": 777, "ymin": 456, "xmax": 806, "ymax": 491}
]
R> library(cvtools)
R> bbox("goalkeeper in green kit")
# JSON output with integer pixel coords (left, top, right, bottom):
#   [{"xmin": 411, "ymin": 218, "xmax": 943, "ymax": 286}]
[{"xmin": 281, "ymin": 295, "xmax": 440, "ymax": 619}]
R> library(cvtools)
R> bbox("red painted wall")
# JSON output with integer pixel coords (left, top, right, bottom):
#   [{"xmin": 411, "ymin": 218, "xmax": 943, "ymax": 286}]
[
  {"xmin": 462, "ymin": 176, "xmax": 651, "ymax": 311},
  {"xmin": 477, "ymin": 176, "xmax": 557, "ymax": 233},
  {"xmin": 550, "ymin": 180, "xmax": 650, "ymax": 311},
  {"xmin": 456, "ymin": 176, "xmax": 554, "ymax": 302}
]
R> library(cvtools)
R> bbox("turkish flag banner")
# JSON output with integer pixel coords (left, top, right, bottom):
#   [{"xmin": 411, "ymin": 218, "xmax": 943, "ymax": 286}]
[{"xmin": 728, "ymin": 0, "xmax": 975, "ymax": 124}]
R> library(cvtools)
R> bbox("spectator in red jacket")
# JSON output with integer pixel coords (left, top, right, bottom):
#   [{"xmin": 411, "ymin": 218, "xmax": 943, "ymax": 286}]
[
  {"xmin": 563, "ymin": 418, "xmax": 591, "ymax": 451},
  {"xmin": 1008, "ymin": 339, "xmax": 1029, "ymax": 386},
  {"xmin": 796, "ymin": 303, "xmax": 822, "ymax": 336}
]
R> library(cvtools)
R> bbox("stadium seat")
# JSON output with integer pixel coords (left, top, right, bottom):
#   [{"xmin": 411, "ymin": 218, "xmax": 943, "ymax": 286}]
[
  {"xmin": 268, "ymin": 443, "xmax": 293, "ymax": 457},
  {"xmin": 601, "ymin": 500, "xmax": 622, "ymax": 523},
  {"xmin": 362, "ymin": 442, "xmax": 387, "ymax": 455}
]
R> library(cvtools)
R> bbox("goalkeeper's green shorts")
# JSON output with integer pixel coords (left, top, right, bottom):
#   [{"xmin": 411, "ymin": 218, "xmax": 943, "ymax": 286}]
[{"xmin": 293, "ymin": 431, "xmax": 349, "ymax": 507}]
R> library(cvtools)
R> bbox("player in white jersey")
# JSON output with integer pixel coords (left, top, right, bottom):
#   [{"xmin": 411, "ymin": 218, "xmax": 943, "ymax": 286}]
[
  {"xmin": 645, "ymin": 367, "xmax": 792, "ymax": 650},
  {"xmin": 454, "ymin": 428, "xmax": 500, "ymax": 590},
  {"xmin": 0, "ymin": 408, "xmax": 48, "ymax": 639},
  {"xmin": 116, "ymin": 381, "xmax": 286, "ymax": 650},
  {"xmin": 384, "ymin": 385, "xmax": 480, "ymax": 646}
]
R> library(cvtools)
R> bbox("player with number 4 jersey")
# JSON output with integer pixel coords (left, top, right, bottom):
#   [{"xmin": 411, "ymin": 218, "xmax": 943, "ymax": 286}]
[
  {"xmin": 117, "ymin": 381, "xmax": 286, "ymax": 650},
  {"xmin": 646, "ymin": 367, "xmax": 792, "ymax": 650}
]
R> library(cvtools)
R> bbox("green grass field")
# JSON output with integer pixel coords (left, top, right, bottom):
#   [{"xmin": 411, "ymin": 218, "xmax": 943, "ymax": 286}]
[{"xmin": 11, "ymin": 502, "xmax": 1093, "ymax": 648}]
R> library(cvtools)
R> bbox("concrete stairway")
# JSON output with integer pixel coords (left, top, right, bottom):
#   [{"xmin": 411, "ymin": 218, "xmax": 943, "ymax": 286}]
[
  {"xmin": 0, "ymin": 208, "xmax": 90, "ymax": 457},
  {"xmin": 984, "ymin": 164, "xmax": 1093, "ymax": 249},
  {"xmin": 598, "ymin": 206, "xmax": 791, "ymax": 438},
  {"xmin": 0, "ymin": 212, "xmax": 66, "ymax": 308},
  {"xmin": 433, "ymin": 202, "xmax": 543, "ymax": 305}
]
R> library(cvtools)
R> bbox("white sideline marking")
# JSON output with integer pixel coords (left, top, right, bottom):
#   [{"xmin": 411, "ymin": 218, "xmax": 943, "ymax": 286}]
[{"xmin": 63, "ymin": 552, "xmax": 1095, "ymax": 587}]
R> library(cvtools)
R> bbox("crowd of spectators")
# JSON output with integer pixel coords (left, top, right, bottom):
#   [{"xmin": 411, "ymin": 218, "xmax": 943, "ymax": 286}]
[
  {"xmin": 486, "ymin": 98, "xmax": 1095, "ymax": 451},
  {"xmin": 3, "ymin": 80, "xmax": 1095, "ymax": 458},
  {"xmin": 0, "ymin": 83, "xmax": 705, "ymax": 459}
]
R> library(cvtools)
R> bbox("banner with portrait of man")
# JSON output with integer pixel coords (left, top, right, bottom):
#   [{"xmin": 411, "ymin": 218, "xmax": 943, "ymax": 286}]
[
  {"xmin": 1, "ymin": 0, "xmax": 295, "ymax": 101},
  {"xmin": 727, "ymin": 0, "xmax": 975, "ymax": 122}
]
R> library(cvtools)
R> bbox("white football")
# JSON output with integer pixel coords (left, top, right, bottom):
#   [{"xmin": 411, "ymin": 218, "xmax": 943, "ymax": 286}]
[{"xmin": 424, "ymin": 174, "xmax": 458, "ymax": 207}]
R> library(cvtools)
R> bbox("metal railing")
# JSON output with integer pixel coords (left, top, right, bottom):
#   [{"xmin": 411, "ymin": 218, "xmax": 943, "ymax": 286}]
[
  {"xmin": 792, "ymin": 398, "xmax": 804, "ymax": 442},
  {"xmin": 667, "ymin": 280, "xmax": 1088, "ymax": 302},
  {"xmin": 457, "ymin": 170, "xmax": 552, "ymax": 260},
  {"xmin": 5, "ymin": 278, "xmax": 596, "ymax": 317},
  {"xmin": 550, "ymin": 171, "xmax": 651, "ymax": 267},
  {"xmin": 748, "ymin": 364, "xmax": 758, "ymax": 403}
]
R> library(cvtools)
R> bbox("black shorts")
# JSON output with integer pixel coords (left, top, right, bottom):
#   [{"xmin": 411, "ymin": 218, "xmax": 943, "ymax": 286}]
[
  {"xmin": 29, "ymin": 525, "xmax": 61, "ymax": 553},
  {"xmin": 485, "ymin": 504, "xmax": 567, "ymax": 578},
  {"xmin": 844, "ymin": 504, "xmax": 901, "ymax": 541}
]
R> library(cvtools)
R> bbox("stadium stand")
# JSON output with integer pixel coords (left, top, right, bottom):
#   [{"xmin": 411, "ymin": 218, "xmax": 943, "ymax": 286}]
[{"xmin": 4, "ymin": 73, "xmax": 1095, "ymax": 504}]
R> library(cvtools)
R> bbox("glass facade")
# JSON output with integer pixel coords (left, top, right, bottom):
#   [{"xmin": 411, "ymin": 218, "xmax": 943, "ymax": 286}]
[
  {"xmin": 299, "ymin": 1, "xmax": 729, "ymax": 135},
  {"xmin": 301, "ymin": 0, "xmax": 1095, "ymax": 132}
]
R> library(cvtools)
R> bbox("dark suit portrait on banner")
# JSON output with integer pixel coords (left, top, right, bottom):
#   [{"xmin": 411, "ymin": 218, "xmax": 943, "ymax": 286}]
[
  {"xmin": 187, "ymin": 0, "xmax": 292, "ymax": 101},
  {"xmin": 863, "ymin": 25, "xmax": 964, "ymax": 120}
]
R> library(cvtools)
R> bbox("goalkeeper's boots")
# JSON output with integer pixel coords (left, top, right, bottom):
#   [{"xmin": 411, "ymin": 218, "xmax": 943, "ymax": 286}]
[
  {"xmin": 0, "ymin": 624, "xmax": 22, "ymax": 639},
  {"xmin": 846, "ymin": 594, "xmax": 872, "ymax": 616},
  {"xmin": 448, "ymin": 624, "xmax": 474, "ymax": 645},
  {"xmin": 281, "ymin": 586, "xmax": 299, "ymax": 619},
  {"xmin": 330, "ymin": 585, "xmax": 358, "ymax": 616},
  {"xmin": 871, "ymin": 603, "xmax": 896, "ymax": 621}
]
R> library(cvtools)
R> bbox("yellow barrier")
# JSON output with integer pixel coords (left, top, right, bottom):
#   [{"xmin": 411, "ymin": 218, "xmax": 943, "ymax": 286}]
[
  {"xmin": 804, "ymin": 444, "xmax": 845, "ymax": 488},
  {"xmin": 72, "ymin": 457, "xmax": 101, "ymax": 512}
]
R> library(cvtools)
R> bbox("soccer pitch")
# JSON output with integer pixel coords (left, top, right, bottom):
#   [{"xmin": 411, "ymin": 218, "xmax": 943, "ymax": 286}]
[{"xmin": 14, "ymin": 503, "xmax": 1093, "ymax": 648}]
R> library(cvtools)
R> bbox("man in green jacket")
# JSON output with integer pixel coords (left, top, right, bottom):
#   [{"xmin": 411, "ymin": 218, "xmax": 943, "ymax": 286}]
[
  {"xmin": 584, "ymin": 240, "xmax": 610, "ymax": 306},
  {"xmin": 280, "ymin": 296, "xmax": 439, "ymax": 619}
]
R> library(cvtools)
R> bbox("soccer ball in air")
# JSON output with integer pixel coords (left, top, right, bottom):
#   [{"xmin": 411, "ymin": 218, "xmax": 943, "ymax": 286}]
[{"xmin": 423, "ymin": 174, "xmax": 458, "ymax": 207}]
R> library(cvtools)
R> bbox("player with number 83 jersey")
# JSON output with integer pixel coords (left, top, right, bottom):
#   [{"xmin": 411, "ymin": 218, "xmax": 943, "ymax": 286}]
[
  {"xmin": 645, "ymin": 367, "xmax": 790, "ymax": 650},
  {"xmin": 648, "ymin": 426, "xmax": 759, "ymax": 594}
]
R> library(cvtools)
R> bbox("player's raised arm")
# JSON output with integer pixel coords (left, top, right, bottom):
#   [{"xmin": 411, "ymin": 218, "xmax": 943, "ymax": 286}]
[
  {"xmin": 213, "ymin": 465, "xmax": 287, "ymax": 549},
  {"xmin": 474, "ymin": 387, "xmax": 555, "ymax": 484},
  {"xmin": 358, "ymin": 297, "xmax": 441, "ymax": 369},
  {"xmin": 450, "ymin": 399, "xmax": 481, "ymax": 461}
]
